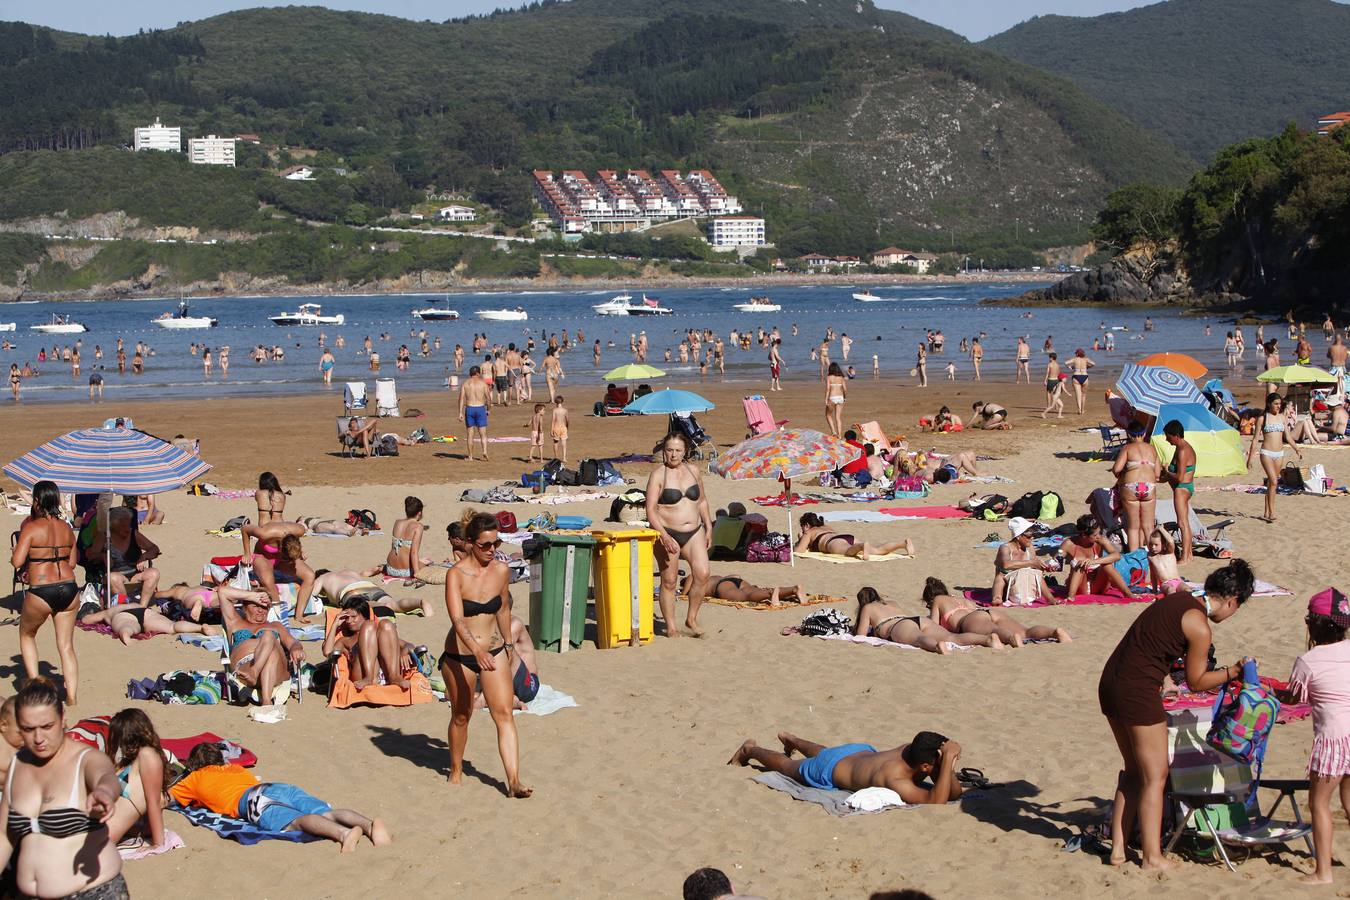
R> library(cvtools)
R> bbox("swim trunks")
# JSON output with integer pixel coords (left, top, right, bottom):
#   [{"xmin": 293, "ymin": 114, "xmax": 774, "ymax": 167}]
[
  {"xmin": 465, "ymin": 405, "xmax": 488, "ymax": 428},
  {"xmin": 494, "ymin": 375, "xmax": 509, "ymax": 392},
  {"xmin": 796, "ymin": 743, "xmax": 877, "ymax": 790}
]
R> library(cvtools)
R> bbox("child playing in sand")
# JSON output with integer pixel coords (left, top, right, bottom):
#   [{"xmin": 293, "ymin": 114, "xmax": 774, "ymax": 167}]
[
  {"xmin": 1147, "ymin": 529, "xmax": 1185, "ymax": 595},
  {"xmin": 550, "ymin": 396, "xmax": 569, "ymax": 462},
  {"xmin": 1284, "ymin": 588, "xmax": 1350, "ymax": 884},
  {"xmin": 170, "ymin": 743, "xmax": 391, "ymax": 853},
  {"xmin": 945, "ymin": 361, "xmax": 956, "ymax": 381},
  {"xmin": 528, "ymin": 403, "xmax": 546, "ymax": 463}
]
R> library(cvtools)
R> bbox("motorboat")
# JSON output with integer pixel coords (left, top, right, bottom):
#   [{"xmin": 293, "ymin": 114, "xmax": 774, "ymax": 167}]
[
  {"xmin": 30, "ymin": 314, "xmax": 87, "ymax": 334},
  {"xmin": 476, "ymin": 307, "xmax": 528, "ymax": 321},
  {"xmin": 412, "ymin": 298, "xmax": 460, "ymax": 321},
  {"xmin": 733, "ymin": 296, "xmax": 781, "ymax": 312},
  {"xmin": 153, "ymin": 300, "xmax": 217, "ymax": 329},
  {"xmin": 593, "ymin": 293, "xmax": 671, "ymax": 316},
  {"xmin": 852, "ymin": 290, "xmax": 889, "ymax": 302},
  {"xmin": 269, "ymin": 303, "xmax": 344, "ymax": 326},
  {"xmin": 0, "ymin": 322, "xmax": 14, "ymax": 331}
]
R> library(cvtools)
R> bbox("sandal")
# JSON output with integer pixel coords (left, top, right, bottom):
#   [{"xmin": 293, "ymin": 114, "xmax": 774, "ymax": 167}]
[{"xmin": 957, "ymin": 767, "xmax": 992, "ymax": 789}]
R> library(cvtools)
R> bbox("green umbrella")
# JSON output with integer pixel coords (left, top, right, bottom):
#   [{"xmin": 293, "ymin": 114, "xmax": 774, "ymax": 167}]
[
  {"xmin": 603, "ymin": 363, "xmax": 665, "ymax": 381},
  {"xmin": 1257, "ymin": 364, "xmax": 1338, "ymax": 385}
]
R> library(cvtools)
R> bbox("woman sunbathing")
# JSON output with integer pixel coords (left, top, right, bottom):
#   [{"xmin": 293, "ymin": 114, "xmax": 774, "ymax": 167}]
[
  {"xmin": 169, "ymin": 742, "xmax": 389, "ymax": 852},
  {"xmin": 855, "ymin": 586, "xmax": 999, "ymax": 653},
  {"xmin": 924, "ymin": 577, "xmax": 1070, "ymax": 647},
  {"xmin": 385, "ymin": 496, "xmax": 426, "ymax": 580},
  {"xmin": 298, "ymin": 516, "xmax": 360, "ymax": 536},
  {"xmin": 155, "ymin": 582, "xmax": 271, "ymax": 624},
  {"xmin": 219, "ymin": 590, "xmax": 306, "ymax": 705},
  {"xmin": 795, "ymin": 512, "xmax": 915, "ymax": 561},
  {"xmin": 684, "ymin": 572, "xmax": 803, "ymax": 607},
  {"xmin": 79, "ymin": 602, "xmax": 216, "ymax": 645},
  {"xmin": 928, "ymin": 451, "xmax": 982, "ymax": 484},
  {"xmin": 103, "ymin": 709, "xmax": 168, "ymax": 851},
  {"xmin": 240, "ymin": 521, "xmax": 317, "ymax": 623},
  {"xmin": 322, "ymin": 600, "xmax": 417, "ymax": 690}
]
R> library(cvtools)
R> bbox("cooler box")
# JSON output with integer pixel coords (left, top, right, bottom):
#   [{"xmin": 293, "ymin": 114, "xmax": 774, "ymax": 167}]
[
  {"xmin": 523, "ymin": 534, "xmax": 595, "ymax": 653},
  {"xmin": 591, "ymin": 528, "xmax": 657, "ymax": 648}
]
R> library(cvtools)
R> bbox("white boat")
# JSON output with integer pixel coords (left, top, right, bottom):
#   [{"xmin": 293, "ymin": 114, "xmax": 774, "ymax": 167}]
[
  {"xmin": 269, "ymin": 303, "xmax": 344, "ymax": 326},
  {"xmin": 31, "ymin": 314, "xmax": 87, "ymax": 334},
  {"xmin": 476, "ymin": 307, "xmax": 528, "ymax": 322},
  {"xmin": 412, "ymin": 298, "xmax": 459, "ymax": 321},
  {"xmin": 852, "ymin": 290, "xmax": 889, "ymax": 302},
  {"xmin": 0, "ymin": 322, "xmax": 14, "ymax": 332},
  {"xmin": 153, "ymin": 300, "xmax": 217, "ymax": 329},
  {"xmin": 733, "ymin": 296, "xmax": 781, "ymax": 313},
  {"xmin": 592, "ymin": 293, "xmax": 671, "ymax": 316}
]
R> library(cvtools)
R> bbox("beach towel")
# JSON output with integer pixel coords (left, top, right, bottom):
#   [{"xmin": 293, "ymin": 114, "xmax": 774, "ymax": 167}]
[
  {"xmin": 67, "ymin": 720, "xmax": 256, "ymax": 767},
  {"xmin": 794, "ymin": 550, "xmax": 913, "ymax": 565},
  {"xmin": 210, "ymin": 490, "xmax": 256, "ymax": 500},
  {"xmin": 516, "ymin": 684, "xmax": 577, "ymax": 717},
  {"xmin": 169, "ymin": 803, "xmax": 320, "ymax": 845},
  {"xmin": 705, "ymin": 593, "xmax": 841, "ymax": 611},
  {"xmin": 808, "ymin": 631, "xmax": 972, "ymax": 653},
  {"xmin": 325, "ymin": 611, "xmax": 436, "ymax": 709},
  {"xmin": 1181, "ymin": 579, "xmax": 1292, "ymax": 598},
  {"xmin": 487, "ymin": 436, "xmax": 530, "ymax": 443},
  {"xmin": 876, "ymin": 506, "xmax": 969, "ymax": 519},
  {"xmin": 1164, "ymin": 676, "xmax": 1311, "ymax": 724},
  {"xmin": 176, "ymin": 619, "xmax": 325, "ymax": 655},
  {"xmin": 118, "ymin": 830, "xmax": 185, "ymax": 860},
  {"xmin": 751, "ymin": 772, "xmax": 962, "ymax": 817},
  {"xmin": 819, "ymin": 510, "xmax": 918, "ymax": 524}
]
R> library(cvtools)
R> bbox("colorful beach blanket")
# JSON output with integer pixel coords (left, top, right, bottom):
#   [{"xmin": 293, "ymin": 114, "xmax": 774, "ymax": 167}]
[
  {"xmin": 1163, "ymin": 676, "xmax": 1311, "ymax": 724},
  {"xmin": 794, "ymin": 550, "xmax": 913, "ymax": 565},
  {"xmin": 170, "ymin": 803, "xmax": 320, "ymax": 845},
  {"xmin": 963, "ymin": 587, "xmax": 1152, "ymax": 607},
  {"xmin": 875, "ymin": 506, "xmax": 970, "ymax": 519}
]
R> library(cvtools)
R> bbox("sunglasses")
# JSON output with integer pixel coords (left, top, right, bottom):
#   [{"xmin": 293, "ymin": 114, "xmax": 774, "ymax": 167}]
[{"xmin": 474, "ymin": 539, "xmax": 502, "ymax": 550}]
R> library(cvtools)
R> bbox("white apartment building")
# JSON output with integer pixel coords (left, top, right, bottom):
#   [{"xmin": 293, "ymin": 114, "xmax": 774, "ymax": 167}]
[
  {"xmin": 709, "ymin": 217, "xmax": 766, "ymax": 249},
  {"xmin": 436, "ymin": 205, "xmax": 477, "ymax": 222},
  {"xmin": 187, "ymin": 135, "xmax": 237, "ymax": 167},
  {"xmin": 133, "ymin": 117, "xmax": 181, "ymax": 152}
]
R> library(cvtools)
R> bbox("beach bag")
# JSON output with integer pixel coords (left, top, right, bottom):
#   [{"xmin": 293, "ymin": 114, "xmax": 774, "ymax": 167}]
[
  {"xmin": 221, "ymin": 515, "xmax": 249, "ymax": 533},
  {"xmin": 521, "ymin": 470, "xmax": 550, "ymax": 491},
  {"xmin": 554, "ymin": 515, "xmax": 591, "ymax": 530},
  {"xmin": 376, "ymin": 434, "xmax": 400, "ymax": 456},
  {"xmin": 554, "ymin": 467, "xmax": 580, "ymax": 487},
  {"xmin": 346, "ymin": 509, "xmax": 379, "ymax": 531},
  {"xmin": 799, "ymin": 608, "xmax": 850, "ymax": 637},
  {"xmin": 607, "ymin": 490, "xmax": 645, "ymax": 523},
  {"xmin": 409, "ymin": 427, "xmax": 429, "ymax": 443},
  {"xmin": 578, "ymin": 458, "xmax": 600, "ymax": 486},
  {"xmin": 542, "ymin": 459, "xmax": 563, "ymax": 479},
  {"xmin": 1038, "ymin": 491, "xmax": 1064, "ymax": 521},
  {"xmin": 495, "ymin": 511, "xmax": 518, "ymax": 534},
  {"xmin": 1280, "ymin": 464, "xmax": 1305, "ymax": 490},
  {"xmin": 1010, "ymin": 491, "xmax": 1045, "ymax": 520},
  {"xmin": 746, "ymin": 532, "xmax": 791, "ymax": 563},
  {"xmin": 460, "ymin": 488, "xmax": 490, "ymax": 503},
  {"xmin": 1113, "ymin": 548, "xmax": 1149, "ymax": 590},
  {"xmin": 185, "ymin": 481, "xmax": 217, "ymax": 496},
  {"xmin": 1207, "ymin": 663, "xmax": 1279, "ymax": 766}
]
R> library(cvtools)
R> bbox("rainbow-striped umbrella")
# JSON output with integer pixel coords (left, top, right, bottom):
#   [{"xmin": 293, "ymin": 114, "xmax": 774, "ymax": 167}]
[
  {"xmin": 712, "ymin": 427, "xmax": 862, "ymax": 565},
  {"xmin": 4, "ymin": 426, "xmax": 211, "ymax": 494}
]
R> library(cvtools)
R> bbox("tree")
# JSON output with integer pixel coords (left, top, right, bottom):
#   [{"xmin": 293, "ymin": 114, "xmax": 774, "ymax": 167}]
[{"xmin": 1089, "ymin": 183, "xmax": 1182, "ymax": 253}]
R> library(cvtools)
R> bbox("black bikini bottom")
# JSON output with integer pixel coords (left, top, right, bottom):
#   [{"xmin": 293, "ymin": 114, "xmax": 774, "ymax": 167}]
[
  {"xmin": 667, "ymin": 522, "xmax": 704, "ymax": 549},
  {"xmin": 439, "ymin": 644, "xmax": 507, "ymax": 675},
  {"xmin": 28, "ymin": 581, "xmax": 79, "ymax": 614}
]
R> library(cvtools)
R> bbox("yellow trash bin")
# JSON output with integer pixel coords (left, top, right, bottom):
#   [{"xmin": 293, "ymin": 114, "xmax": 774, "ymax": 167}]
[{"xmin": 591, "ymin": 528, "xmax": 657, "ymax": 648}]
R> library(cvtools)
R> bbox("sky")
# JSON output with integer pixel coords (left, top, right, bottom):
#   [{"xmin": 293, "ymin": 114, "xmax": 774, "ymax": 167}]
[{"xmin": 1, "ymin": 0, "xmax": 1178, "ymax": 42}]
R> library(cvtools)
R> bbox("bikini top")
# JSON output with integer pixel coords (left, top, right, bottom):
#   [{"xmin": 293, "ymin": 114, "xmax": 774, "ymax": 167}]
[
  {"xmin": 658, "ymin": 468, "xmax": 701, "ymax": 505},
  {"xmin": 6, "ymin": 749, "xmax": 101, "ymax": 841},
  {"xmin": 462, "ymin": 595, "xmax": 503, "ymax": 617},
  {"xmin": 1263, "ymin": 421, "xmax": 1286, "ymax": 433},
  {"xmin": 390, "ymin": 536, "xmax": 413, "ymax": 551},
  {"xmin": 24, "ymin": 545, "xmax": 69, "ymax": 566}
]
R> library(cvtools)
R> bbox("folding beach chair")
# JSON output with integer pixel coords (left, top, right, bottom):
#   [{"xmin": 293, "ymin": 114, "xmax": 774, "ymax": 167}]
[
  {"xmin": 743, "ymin": 395, "xmax": 787, "ymax": 437},
  {"xmin": 343, "ymin": 382, "xmax": 367, "ymax": 415},
  {"xmin": 854, "ymin": 420, "xmax": 892, "ymax": 453},
  {"xmin": 374, "ymin": 378, "xmax": 399, "ymax": 417},
  {"xmin": 1097, "ymin": 424, "xmax": 1127, "ymax": 456},
  {"xmin": 336, "ymin": 416, "xmax": 370, "ymax": 458},
  {"xmin": 1155, "ymin": 503, "xmax": 1234, "ymax": 558}
]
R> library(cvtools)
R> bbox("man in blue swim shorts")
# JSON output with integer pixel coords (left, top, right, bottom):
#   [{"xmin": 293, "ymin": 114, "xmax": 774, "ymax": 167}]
[
  {"xmin": 728, "ymin": 730, "xmax": 963, "ymax": 804},
  {"xmin": 459, "ymin": 364, "xmax": 493, "ymax": 460}
]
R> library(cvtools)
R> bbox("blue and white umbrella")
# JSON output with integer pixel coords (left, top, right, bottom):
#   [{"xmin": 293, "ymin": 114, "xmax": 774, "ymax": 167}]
[
  {"xmin": 1115, "ymin": 364, "xmax": 1203, "ymax": 416},
  {"xmin": 623, "ymin": 388, "xmax": 715, "ymax": 416}
]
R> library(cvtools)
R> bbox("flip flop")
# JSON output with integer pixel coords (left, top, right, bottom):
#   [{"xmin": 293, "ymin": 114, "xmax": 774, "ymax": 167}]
[{"xmin": 957, "ymin": 767, "xmax": 992, "ymax": 789}]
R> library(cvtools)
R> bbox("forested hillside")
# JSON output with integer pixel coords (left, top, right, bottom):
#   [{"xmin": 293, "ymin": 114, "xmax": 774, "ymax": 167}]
[{"xmin": 983, "ymin": 0, "xmax": 1350, "ymax": 163}]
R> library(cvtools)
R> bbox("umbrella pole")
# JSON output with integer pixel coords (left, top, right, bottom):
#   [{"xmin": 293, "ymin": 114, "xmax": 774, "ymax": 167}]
[{"xmin": 784, "ymin": 476, "xmax": 793, "ymax": 568}]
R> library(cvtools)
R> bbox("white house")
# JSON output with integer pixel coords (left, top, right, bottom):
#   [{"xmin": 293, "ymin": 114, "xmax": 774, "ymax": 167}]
[
  {"xmin": 800, "ymin": 252, "xmax": 834, "ymax": 269},
  {"xmin": 279, "ymin": 165, "xmax": 315, "ymax": 181},
  {"xmin": 187, "ymin": 135, "xmax": 236, "ymax": 167},
  {"xmin": 709, "ymin": 217, "xmax": 766, "ymax": 249},
  {"xmin": 133, "ymin": 117, "xmax": 180, "ymax": 152},
  {"xmin": 436, "ymin": 205, "xmax": 477, "ymax": 222},
  {"xmin": 870, "ymin": 247, "xmax": 937, "ymax": 274}
]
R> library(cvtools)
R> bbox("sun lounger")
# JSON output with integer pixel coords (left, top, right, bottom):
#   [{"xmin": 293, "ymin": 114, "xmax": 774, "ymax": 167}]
[
  {"xmin": 374, "ymin": 377, "xmax": 399, "ymax": 416},
  {"xmin": 743, "ymin": 395, "xmax": 787, "ymax": 437},
  {"xmin": 854, "ymin": 421, "xmax": 892, "ymax": 453},
  {"xmin": 343, "ymin": 381, "xmax": 367, "ymax": 415},
  {"xmin": 337, "ymin": 415, "xmax": 369, "ymax": 458}
]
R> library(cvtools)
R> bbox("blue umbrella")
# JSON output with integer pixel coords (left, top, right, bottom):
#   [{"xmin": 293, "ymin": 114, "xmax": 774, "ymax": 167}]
[
  {"xmin": 623, "ymin": 389, "xmax": 715, "ymax": 416},
  {"xmin": 1116, "ymin": 364, "xmax": 1203, "ymax": 415},
  {"xmin": 1148, "ymin": 402, "xmax": 1232, "ymax": 436}
]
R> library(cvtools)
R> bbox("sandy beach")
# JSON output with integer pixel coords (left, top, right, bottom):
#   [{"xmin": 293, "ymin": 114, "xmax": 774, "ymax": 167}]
[{"xmin": 2, "ymin": 372, "xmax": 1346, "ymax": 898}]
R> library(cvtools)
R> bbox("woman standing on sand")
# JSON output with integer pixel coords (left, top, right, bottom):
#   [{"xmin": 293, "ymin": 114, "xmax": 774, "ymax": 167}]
[
  {"xmin": 1111, "ymin": 422, "xmax": 1160, "ymax": 550},
  {"xmin": 1099, "ymin": 560, "xmax": 1255, "ymax": 870},
  {"xmin": 824, "ymin": 362, "xmax": 847, "ymax": 437},
  {"xmin": 439, "ymin": 513, "xmax": 529, "ymax": 797},
  {"xmin": 1247, "ymin": 392, "xmax": 1302, "ymax": 524},
  {"xmin": 1067, "ymin": 349, "xmax": 1095, "ymax": 415},
  {"xmin": 646, "ymin": 432, "xmax": 713, "ymax": 637},
  {"xmin": 915, "ymin": 343, "xmax": 927, "ymax": 387},
  {"xmin": 970, "ymin": 338, "xmax": 983, "ymax": 381},
  {"xmin": 11, "ymin": 481, "xmax": 80, "ymax": 705},
  {"xmin": 1158, "ymin": 420, "xmax": 1197, "ymax": 563},
  {"xmin": 1015, "ymin": 336, "xmax": 1031, "ymax": 383}
]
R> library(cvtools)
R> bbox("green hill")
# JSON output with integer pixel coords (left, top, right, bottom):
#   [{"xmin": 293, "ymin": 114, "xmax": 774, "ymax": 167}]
[
  {"xmin": 982, "ymin": 0, "xmax": 1350, "ymax": 163},
  {"xmin": 0, "ymin": 0, "xmax": 1194, "ymax": 262}
]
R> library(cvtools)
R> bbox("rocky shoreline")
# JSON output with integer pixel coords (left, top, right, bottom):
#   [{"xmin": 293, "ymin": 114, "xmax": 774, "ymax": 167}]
[{"xmin": 994, "ymin": 248, "xmax": 1245, "ymax": 309}]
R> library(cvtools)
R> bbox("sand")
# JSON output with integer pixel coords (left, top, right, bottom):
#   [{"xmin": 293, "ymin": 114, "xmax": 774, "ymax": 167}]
[{"xmin": 2, "ymin": 371, "xmax": 1346, "ymax": 898}]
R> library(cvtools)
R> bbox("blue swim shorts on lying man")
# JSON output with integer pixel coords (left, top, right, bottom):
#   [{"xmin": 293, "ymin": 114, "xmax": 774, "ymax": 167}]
[{"xmin": 795, "ymin": 743, "xmax": 876, "ymax": 790}]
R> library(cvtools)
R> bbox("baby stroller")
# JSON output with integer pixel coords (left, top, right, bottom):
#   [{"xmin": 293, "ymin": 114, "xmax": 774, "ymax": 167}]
[{"xmin": 669, "ymin": 412, "xmax": 716, "ymax": 460}]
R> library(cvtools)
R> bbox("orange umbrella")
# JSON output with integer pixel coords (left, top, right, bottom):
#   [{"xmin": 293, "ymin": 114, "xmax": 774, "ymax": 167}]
[{"xmin": 1136, "ymin": 352, "xmax": 1207, "ymax": 380}]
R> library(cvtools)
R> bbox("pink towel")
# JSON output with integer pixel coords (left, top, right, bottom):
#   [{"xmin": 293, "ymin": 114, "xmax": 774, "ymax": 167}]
[
  {"xmin": 962, "ymin": 587, "xmax": 1154, "ymax": 607},
  {"xmin": 119, "ymin": 830, "xmax": 185, "ymax": 860},
  {"xmin": 876, "ymin": 506, "xmax": 969, "ymax": 519},
  {"xmin": 1164, "ymin": 677, "xmax": 1312, "ymax": 725},
  {"xmin": 77, "ymin": 622, "xmax": 157, "ymax": 640}
]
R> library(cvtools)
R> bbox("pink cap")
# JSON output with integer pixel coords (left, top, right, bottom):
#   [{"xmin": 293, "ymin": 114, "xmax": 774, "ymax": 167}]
[{"xmin": 1309, "ymin": 588, "xmax": 1350, "ymax": 627}]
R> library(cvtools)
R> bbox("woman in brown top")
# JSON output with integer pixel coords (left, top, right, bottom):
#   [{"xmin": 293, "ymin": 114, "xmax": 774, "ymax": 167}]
[{"xmin": 1098, "ymin": 559, "xmax": 1256, "ymax": 870}]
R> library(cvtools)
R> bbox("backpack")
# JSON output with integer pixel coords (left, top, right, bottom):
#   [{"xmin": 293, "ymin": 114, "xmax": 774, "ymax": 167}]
[
  {"xmin": 1010, "ymin": 491, "xmax": 1045, "ymax": 520},
  {"xmin": 1038, "ymin": 491, "xmax": 1064, "ymax": 521},
  {"xmin": 346, "ymin": 508, "xmax": 379, "ymax": 531},
  {"xmin": 554, "ymin": 467, "xmax": 580, "ymax": 487},
  {"xmin": 495, "ymin": 511, "xmax": 518, "ymax": 534},
  {"xmin": 745, "ymin": 532, "xmax": 791, "ymax": 563},
  {"xmin": 799, "ymin": 608, "xmax": 851, "ymax": 637},
  {"xmin": 376, "ymin": 433, "xmax": 400, "ymax": 456},
  {"xmin": 221, "ymin": 515, "xmax": 249, "ymax": 533},
  {"xmin": 542, "ymin": 458, "xmax": 563, "ymax": 478},
  {"xmin": 579, "ymin": 458, "xmax": 600, "ymax": 486},
  {"xmin": 1207, "ymin": 664, "xmax": 1280, "ymax": 766}
]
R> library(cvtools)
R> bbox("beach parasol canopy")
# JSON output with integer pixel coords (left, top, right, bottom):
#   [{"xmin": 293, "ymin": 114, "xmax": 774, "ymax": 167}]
[
  {"xmin": 1256, "ymin": 364, "xmax": 1338, "ymax": 385},
  {"xmin": 4, "ymin": 427, "xmax": 211, "ymax": 494},
  {"xmin": 1149, "ymin": 402, "xmax": 1246, "ymax": 477},
  {"xmin": 1137, "ymin": 352, "xmax": 1208, "ymax": 380},
  {"xmin": 1115, "ymin": 364, "xmax": 1204, "ymax": 415},
  {"xmin": 602, "ymin": 363, "xmax": 665, "ymax": 381},
  {"xmin": 711, "ymin": 428, "xmax": 862, "ymax": 565},
  {"xmin": 623, "ymin": 388, "xmax": 714, "ymax": 416}
]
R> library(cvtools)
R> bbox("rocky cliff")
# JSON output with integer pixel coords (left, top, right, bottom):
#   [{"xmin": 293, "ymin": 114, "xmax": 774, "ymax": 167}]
[{"xmin": 1004, "ymin": 247, "xmax": 1239, "ymax": 307}]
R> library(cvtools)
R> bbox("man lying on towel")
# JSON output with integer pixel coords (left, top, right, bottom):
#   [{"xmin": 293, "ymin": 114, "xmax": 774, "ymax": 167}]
[
  {"xmin": 313, "ymin": 568, "xmax": 434, "ymax": 617},
  {"xmin": 727, "ymin": 730, "xmax": 962, "ymax": 804}
]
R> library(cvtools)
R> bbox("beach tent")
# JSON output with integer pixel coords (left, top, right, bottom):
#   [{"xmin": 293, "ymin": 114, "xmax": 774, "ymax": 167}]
[{"xmin": 1150, "ymin": 402, "xmax": 1246, "ymax": 478}]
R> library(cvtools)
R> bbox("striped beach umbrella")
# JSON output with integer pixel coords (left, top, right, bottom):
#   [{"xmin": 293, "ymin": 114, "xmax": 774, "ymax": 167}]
[
  {"xmin": 3, "ymin": 427, "xmax": 211, "ymax": 494},
  {"xmin": 1115, "ymin": 364, "xmax": 1204, "ymax": 415}
]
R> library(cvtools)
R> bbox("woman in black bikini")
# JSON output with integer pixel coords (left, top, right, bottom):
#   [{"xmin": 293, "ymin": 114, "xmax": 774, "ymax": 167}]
[
  {"xmin": 10, "ymin": 481, "xmax": 81, "ymax": 705},
  {"xmin": 439, "ymin": 513, "xmax": 530, "ymax": 798},
  {"xmin": 645, "ymin": 432, "xmax": 713, "ymax": 637},
  {"xmin": 853, "ymin": 587, "xmax": 996, "ymax": 654},
  {"xmin": 255, "ymin": 471, "xmax": 288, "ymax": 523},
  {"xmin": 695, "ymin": 573, "xmax": 803, "ymax": 607},
  {"xmin": 795, "ymin": 512, "xmax": 914, "ymax": 561}
]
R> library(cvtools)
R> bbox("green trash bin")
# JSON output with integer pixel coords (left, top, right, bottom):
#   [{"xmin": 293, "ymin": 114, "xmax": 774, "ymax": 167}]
[{"xmin": 524, "ymin": 533, "xmax": 595, "ymax": 653}]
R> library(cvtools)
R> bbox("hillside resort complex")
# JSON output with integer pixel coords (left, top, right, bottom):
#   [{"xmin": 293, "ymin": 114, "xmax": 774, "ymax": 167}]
[
  {"xmin": 532, "ymin": 168, "xmax": 743, "ymax": 233},
  {"xmin": 133, "ymin": 117, "xmax": 237, "ymax": 166}
]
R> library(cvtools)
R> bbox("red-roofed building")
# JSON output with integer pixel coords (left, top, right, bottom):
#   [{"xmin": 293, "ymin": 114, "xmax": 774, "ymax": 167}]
[{"xmin": 1317, "ymin": 112, "xmax": 1350, "ymax": 135}]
